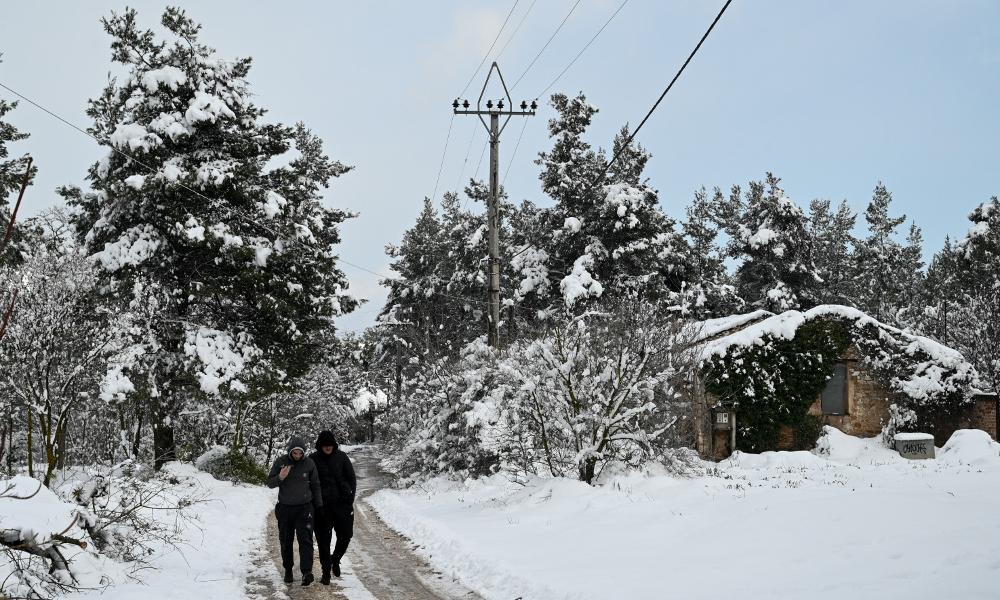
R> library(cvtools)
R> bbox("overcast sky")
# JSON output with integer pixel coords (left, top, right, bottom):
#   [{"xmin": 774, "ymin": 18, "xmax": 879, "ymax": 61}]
[{"xmin": 2, "ymin": 1, "xmax": 998, "ymax": 332}]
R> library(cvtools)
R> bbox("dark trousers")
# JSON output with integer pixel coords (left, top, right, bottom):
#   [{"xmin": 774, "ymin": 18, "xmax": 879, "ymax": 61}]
[
  {"xmin": 315, "ymin": 505, "xmax": 354, "ymax": 572},
  {"xmin": 275, "ymin": 502, "xmax": 315, "ymax": 574}
]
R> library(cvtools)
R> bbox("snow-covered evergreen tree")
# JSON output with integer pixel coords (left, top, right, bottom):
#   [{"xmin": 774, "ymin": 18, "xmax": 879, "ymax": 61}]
[
  {"xmin": 0, "ymin": 73, "xmax": 36, "ymax": 269},
  {"xmin": 60, "ymin": 7, "xmax": 356, "ymax": 467},
  {"xmin": 809, "ymin": 198, "xmax": 856, "ymax": 306},
  {"xmin": 954, "ymin": 196, "xmax": 1000, "ymax": 394},
  {"xmin": 0, "ymin": 78, "xmax": 33, "ymax": 201},
  {"xmin": 536, "ymin": 96, "xmax": 694, "ymax": 310},
  {"xmin": 914, "ymin": 236, "xmax": 963, "ymax": 344},
  {"xmin": 681, "ymin": 187, "xmax": 742, "ymax": 317},
  {"xmin": 851, "ymin": 183, "xmax": 922, "ymax": 323},
  {"xmin": 727, "ymin": 173, "xmax": 820, "ymax": 311}
]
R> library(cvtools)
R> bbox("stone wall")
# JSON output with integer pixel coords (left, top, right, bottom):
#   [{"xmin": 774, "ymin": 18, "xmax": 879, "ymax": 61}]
[
  {"xmin": 936, "ymin": 394, "xmax": 998, "ymax": 442},
  {"xmin": 806, "ymin": 349, "xmax": 891, "ymax": 439},
  {"xmin": 971, "ymin": 395, "xmax": 998, "ymax": 439}
]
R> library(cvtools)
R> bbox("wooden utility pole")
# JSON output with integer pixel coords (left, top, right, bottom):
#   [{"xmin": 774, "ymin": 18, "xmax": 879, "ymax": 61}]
[{"xmin": 453, "ymin": 63, "xmax": 535, "ymax": 347}]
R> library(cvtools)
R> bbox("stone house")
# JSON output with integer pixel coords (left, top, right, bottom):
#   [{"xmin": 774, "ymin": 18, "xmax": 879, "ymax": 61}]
[{"xmin": 689, "ymin": 306, "xmax": 998, "ymax": 460}]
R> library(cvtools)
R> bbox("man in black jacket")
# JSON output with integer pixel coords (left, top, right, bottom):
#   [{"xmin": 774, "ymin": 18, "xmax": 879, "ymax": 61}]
[
  {"xmin": 309, "ymin": 430, "xmax": 356, "ymax": 584},
  {"xmin": 266, "ymin": 436, "xmax": 323, "ymax": 586}
]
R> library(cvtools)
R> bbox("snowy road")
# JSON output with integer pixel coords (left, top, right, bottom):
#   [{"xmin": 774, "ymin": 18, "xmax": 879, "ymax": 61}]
[{"xmin": 248, "ymin": 448, "xmax": 482, "ymax": 600}]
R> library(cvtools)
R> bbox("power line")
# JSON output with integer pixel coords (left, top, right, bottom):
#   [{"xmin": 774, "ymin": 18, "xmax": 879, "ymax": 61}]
[
  {"xmin": 0, "ymin": 80, "xmax": 277, "ymax": 235},
  {"xmin": 338, "ymin": 257, "xmax": 536, "ymax": 316},
  {"xmin": 535, "ymin": 0, "xmax": 629, "ymax": 100},
  {"xmin": 430, "ymin": 113, "xmax": 455, "ymax": 203},
  {"xmin": 495, "ymin": 0, "xmax": 540, "ymax": 61},
  {"xmin": 472, "ymin": 139, "xmax": 489, "ymax": 181},
  {"xmin": 455, "ymin": 124, "xmax": 479, "ymax": 199},
  {"xmin": 592, "ymin": 0, "xmax": 734, "ymax": 188},
  {"xmin": 458, "ymin": 0, "xmax": 521, "ymax": 98},
  {"xmin": 510, "ymin": 0, "xmax": 584, "ymax": 91},
  {"xmin": 502, "ymin": 117, "xmax": 529, "ymax": 186}
]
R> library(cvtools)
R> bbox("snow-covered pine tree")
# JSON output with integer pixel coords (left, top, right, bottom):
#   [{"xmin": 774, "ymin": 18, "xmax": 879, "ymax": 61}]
[
  {"xmin": 61, "ymin": 7, "xmax": 356, "ymax": 467},
  {"xmin": 537, "ymin": 96, "xmax": 693, "ymax": 310},
  {"xmin": 0, "ymin": 76, "xmax": 36, "ymax": 268},
  {"xmin": 728, "ymin": 174, "xmax": 820, "ymax": 311},
  {"xmin": 594, "ymin": 126, "xmax": 692, "ymax": 301},
  {"xmin": 681, "ymin": 186, "xmax": 742, "ymax": 317},
  {"xmin": 0, "ymin": 79, "xmax": 34, "ymax": 201},
  {"xmin": 851, "ymin": 183, "xmax": 914, "ymax": 323},
  {"xmin": 955, "ymin": 196, "xmax": 1000, "ymax": 394},
  {"xmin": 535, "ymin": 93, "xmax": 606, "ymax": 309},
  {"xmin": 379, "ymin": 197, "xmax": 446, "ymax": 370},
  {"xmin": 901, "ymin": 222, "xmax": 926, "ymax": 304},
  {"xmin": 809, "ymin": 198, "xmax": 856, "ymax": 306},
  {"xmin": 914, "ymin": 236, "xmax": 963, "ymax": 344}
]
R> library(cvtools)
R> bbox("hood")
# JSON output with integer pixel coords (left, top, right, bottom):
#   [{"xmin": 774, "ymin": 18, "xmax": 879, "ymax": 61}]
[
  {"xmin": 315, "ymin": 430, "xmax": 339, "ymax": 451},
  {"xmin": 286, "ymin": 436, "xmax": 307, "ymax": 459}
]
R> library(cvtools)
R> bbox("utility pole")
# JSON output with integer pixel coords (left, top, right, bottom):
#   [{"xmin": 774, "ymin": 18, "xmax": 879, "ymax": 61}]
[{"xmin": 453, "ymin": 63, "xmax": 536, "ymax": 348}]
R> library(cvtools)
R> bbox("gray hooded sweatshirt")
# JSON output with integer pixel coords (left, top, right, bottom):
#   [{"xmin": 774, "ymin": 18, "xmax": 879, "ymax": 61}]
[{"xmin": 266, "ymin": 436, "xmax": 323, "ymax": 507}]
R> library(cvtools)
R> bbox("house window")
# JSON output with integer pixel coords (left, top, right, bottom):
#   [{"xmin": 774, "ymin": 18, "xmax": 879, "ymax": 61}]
[{"xmin": 821, "ymin": 363, "xmax": 848, "ymax": 415}]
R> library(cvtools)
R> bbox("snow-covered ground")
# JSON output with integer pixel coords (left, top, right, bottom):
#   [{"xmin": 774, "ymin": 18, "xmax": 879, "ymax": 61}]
[
  {"xmin": 0, "ymin": 462, "xmax": 277, "ymax": 599},
  {"xmin": 369, "ymin": 428, "xmax": 1000, "ymax": 600},
  {"xmin": 75, "ymin": 462, "xmax": 276, "ymax": 600}
]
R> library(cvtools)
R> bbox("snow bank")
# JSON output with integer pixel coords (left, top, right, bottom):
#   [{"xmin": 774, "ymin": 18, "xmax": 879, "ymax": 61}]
[
  {"xmin": 939, "ymin": 429, "xmax": 1000, "ymax": 466},
  {"xmin": 371, "ymin": 430, "xmax": 1000, "ymax": 599}
]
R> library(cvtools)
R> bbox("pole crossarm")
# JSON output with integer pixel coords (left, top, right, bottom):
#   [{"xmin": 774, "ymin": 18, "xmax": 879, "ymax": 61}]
[{"xmin": 453, "ymin": 109, "xmax": 536, "ymax": 117}]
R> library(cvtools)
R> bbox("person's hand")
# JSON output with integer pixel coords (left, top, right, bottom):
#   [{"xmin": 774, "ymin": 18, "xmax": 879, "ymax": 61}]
[{"xmin": 278, "ymin": 465, "xmax": 292, "ymax": 481}]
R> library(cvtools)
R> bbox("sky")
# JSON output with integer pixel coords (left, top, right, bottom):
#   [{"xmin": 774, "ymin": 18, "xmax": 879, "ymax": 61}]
[{"xmin": 1, "ymin": 1, "xmax": 998, "ymax": 332}]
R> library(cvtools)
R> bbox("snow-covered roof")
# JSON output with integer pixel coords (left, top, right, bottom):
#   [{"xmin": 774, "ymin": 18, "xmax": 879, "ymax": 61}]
[
  {"xmin": 693, "ymin": 304, "xmax": 980, "ymax": 405},
  {"xmin": 698, "ymin": 305, "xmax": 962, "ymax": 362},
  {"xmin": 689, "ymin": 309, "xmax": 773, "ymax": 345}
]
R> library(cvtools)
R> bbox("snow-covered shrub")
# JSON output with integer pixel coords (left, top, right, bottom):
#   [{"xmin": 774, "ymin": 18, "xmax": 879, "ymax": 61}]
[
  {"xmin": 498, "ymin": 303, "xmax": 697, "ymax": 484},
  {"xmin": 195, "ymin": 446, "xmax": 267, "ymax": 485},
  {"xmin": 55, "ymin": 464, "xmax": 200, "ymax": 565},
  {"xmin": 386, "ymin": 339, "xmax": 504, "ymax": 480},
  {"xmin": 880, "ymin": 403, "xmax": 918, "ymax": 447},
  {"xmin": 390, "ymin": 300, "xmax": 697, "ymax": 485}
]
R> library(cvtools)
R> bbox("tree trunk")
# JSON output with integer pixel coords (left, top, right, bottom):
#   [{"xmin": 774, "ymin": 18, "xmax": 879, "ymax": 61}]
[
  {"xmin": 153, "ymin": 422, "xmax": 176, "ymax": 470},
  {"xmin": 579, "ymin": 455, "xmax": 597, "ymax": 485},
  {"xmin": 26, "ymin": 410, "xmax": 34, "ymax": 478},
  {"xmin": 132, "ymin": 407, "xmax": 144, "ymax": 459},
  {"xmin": 59, "ymin": 417, "xmax": 68, "ymax": 468},
  {"xmin": 394, "ymin": 363, "xmax": 402, "ymax": 408}
]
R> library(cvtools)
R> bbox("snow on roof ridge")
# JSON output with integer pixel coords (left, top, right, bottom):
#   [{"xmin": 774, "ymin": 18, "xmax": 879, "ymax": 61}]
[{"xmin": 700, "ymin": 304, "xmax": 967, "ymax": 367}]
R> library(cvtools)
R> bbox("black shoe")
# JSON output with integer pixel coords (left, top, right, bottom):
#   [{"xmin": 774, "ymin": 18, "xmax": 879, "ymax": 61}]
[
  {"xmin": 320, "ymin": 572, "xmax": 331, "ymax": 585},
  {"xmin": 283, "ymin": 569, "xmax": 293, "ymax": 584},
  {"xmin": 301, "ymin": 572, "xmax": 314, "ymax": 587},
  {"xmin": 332, "ymin": 562, "xmax": 341, "ymax": 578}
]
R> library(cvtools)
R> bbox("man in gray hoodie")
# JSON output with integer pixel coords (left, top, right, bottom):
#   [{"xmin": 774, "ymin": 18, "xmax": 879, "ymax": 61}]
[{"xmin": 267, "ymin": 436, "xmax": 323, "ymax": 586}]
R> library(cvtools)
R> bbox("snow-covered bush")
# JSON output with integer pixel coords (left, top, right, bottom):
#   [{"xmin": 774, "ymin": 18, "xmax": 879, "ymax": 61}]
[
  {"xmin": 195, "ymin": 446, "xmax": 267, "ymax": 485},
  {"xmin": 384, "ymin": 339, "xmax": 505, "ymax": 480},
  {"xmin": 881, "ymin": 403, "xmax": 918, "ymax": 446},
  {"xmin": 389, "ymin": 300, "xmax": 697, "ymax": 485}
]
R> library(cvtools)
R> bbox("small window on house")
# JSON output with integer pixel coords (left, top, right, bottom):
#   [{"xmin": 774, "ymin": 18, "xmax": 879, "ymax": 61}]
[{"xmin": 821, "ymin": 363, "xmax": 848, "ymax": 415}]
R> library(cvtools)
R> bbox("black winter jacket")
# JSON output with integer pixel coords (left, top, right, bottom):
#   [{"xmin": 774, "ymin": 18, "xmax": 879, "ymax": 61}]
[
  {"xmin": 267, "ymin": 437, "xmax": 323, "ymax": 507},
  {"xmin": 308, "ymin": 448, "xmax": 356, "ymax": 508}
]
